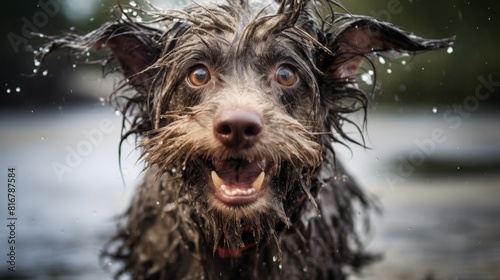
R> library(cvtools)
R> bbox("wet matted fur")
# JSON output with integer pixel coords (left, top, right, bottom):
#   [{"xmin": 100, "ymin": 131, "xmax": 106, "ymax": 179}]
[{"xmin": 39, "ymin": 0, "xmax": 453, "ymax": 279}]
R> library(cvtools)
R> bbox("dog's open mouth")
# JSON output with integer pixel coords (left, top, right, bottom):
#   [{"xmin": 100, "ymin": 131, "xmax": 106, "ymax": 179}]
[{"xmin": 204, "ymin": 158, "xmax": 271, "ymax": 205}]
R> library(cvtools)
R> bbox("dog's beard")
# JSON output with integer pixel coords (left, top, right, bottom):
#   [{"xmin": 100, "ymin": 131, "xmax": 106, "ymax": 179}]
[{"xmin": 180, "ymin": 161, "xmax": 311, "ymax": 252}]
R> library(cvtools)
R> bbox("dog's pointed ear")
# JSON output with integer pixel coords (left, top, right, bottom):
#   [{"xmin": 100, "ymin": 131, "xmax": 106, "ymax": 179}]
[
  {"xmin": 39, "ymin": 22, "xmax": 162, "ymax": 89},
  {"xmin": 322, "ymin": 17, "xmax": 454, "ymax": 79}
]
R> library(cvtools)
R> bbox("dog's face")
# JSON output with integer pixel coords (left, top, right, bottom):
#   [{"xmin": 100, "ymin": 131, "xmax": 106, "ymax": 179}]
[
  {"xmin": 41, "ymin": 0, "xmax": 452, "ymax": 253},
  {"xmin": 140, "ymin": 3, "xmax": 325, "ymax": 249}
]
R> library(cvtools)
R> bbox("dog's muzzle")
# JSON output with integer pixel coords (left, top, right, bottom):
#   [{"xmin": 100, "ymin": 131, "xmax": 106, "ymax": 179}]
[{"xmin": 202, "ymin": 106, "xmax": 273, "ymax": 205}]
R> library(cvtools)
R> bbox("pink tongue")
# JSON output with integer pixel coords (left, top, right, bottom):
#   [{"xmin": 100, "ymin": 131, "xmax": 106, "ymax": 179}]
[{"xmin": 214, "ymin": 159, "xmax": 262, "ymax": 188}]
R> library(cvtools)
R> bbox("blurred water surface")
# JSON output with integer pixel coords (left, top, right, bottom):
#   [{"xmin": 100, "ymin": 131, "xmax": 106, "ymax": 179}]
[{"xmin": 0, "ymin": 107, "xmax": 499, "ymax": 279}]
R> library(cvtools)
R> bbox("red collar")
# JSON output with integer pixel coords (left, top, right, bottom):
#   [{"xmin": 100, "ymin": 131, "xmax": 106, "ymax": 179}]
[
  {"xmin": 215, "ymin": 195, "xmax": 307, "ymax": 259},
  {"xmin": 216, "ymin": 242, "xmax": 257, "ymax": 258}
]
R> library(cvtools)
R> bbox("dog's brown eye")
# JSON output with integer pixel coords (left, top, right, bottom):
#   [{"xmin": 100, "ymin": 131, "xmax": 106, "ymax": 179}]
[
  {"xmin": 275, "ymin": 66, "xmax": 297, "ymax": 87},
  {"xmin": 188, "ymin": 66, "xmax": 211, "ymax": 86}
]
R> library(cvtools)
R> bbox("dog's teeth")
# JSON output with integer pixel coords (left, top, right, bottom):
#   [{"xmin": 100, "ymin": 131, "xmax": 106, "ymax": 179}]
[
  {"xmin": 220, "ymin": 187, "xmax": 257, "ymax": 197},
  {"xmin": 252, "ymin": 171, "xmax": 265, "ymax": 191},
  {"xmin": 211, "ymin": 171, "xmax": 224, "ymax": 189}
]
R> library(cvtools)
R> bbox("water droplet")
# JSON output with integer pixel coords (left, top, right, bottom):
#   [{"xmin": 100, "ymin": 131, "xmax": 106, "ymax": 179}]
[
  {"xmin": 432, "ymin": 107, "xmax": 438, "ymax": 113},
  {"xmin": 341, "ymin": 175, "xmax": 348, "ymax": 182},
  {"xmin": 58, "ymin": 106, "xmax": 63, "ymax": 111},
  {"xmin": 129, "ymin": 1, "xmax": 137, "ymax": 7},
  {"xmin": 303, "ymin": 266, "xmax": 308, "ymax": 272},
  {"xmin": 279, "ymin": 264, "xmax": 282, "ymax": 270},
  {"xmin": 15, "ymin": 87, "xmax": 21, "ymax": 93},
  {"xmin": 42, "ymin": 70, "xmax": 48, "ymax": 76},
  {"xmin": 387, "ymin": 69, "xmax": 392, "ymax": 74},
  {"xmin": 421, "ymin": 67, "xmax": 425, "ymax": 71},
  {"xmin": 156, "ymin": 201, "xmax": 160, "ymax": 205},
  {"xmin": 6, "ymin": 88, "xmax": 11, "ymax": 93},
  {"xmin": 72, "ymin": 64, "xmax": 76, "ymax": 69},
  {"xmin": 457, "ymin": 166, "xmax": 460, "ymax": 170},
  {"xmin": 378, "ymin": 56, "xmax": 386, "ymax": 64},
  {"xmin": 272, "ymin": 256, "xmax": 277, "ymax": 262},
  {"xmin": 408, "ymin": 227, "xmax": 412, "ymax": 231},
  {"xmin": 447, "ymin": 47, "xmax": 454, "ymax": 54},
  {"xmin": 114, "ymin": 110, "xmax": 121, "ymax": 116},
  {"xmin": 401, "ymin": 60, "xmax": 407, "ymax": 65},
  {"xmin": 361, "ymin": 73, "xmax": 373, "ymax": 85},
  {"xmin": 41, "ymin": 136, "xmax": 45, "ymax": 141},
  {"xmin": 89, "ymin": 17, "xmax": 95, "ymax": 22}
]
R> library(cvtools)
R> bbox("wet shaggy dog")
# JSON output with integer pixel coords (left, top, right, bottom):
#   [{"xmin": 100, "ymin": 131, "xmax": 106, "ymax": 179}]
[{"xmin": 40, "ymin": 0, "xmax": 453, "ymax": 279}]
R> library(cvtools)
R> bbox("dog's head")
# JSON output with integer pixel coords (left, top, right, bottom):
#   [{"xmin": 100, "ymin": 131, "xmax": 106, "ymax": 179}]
[{"xmin": 41, "ymin": 0, "xmax": 452, "ymax": 260}]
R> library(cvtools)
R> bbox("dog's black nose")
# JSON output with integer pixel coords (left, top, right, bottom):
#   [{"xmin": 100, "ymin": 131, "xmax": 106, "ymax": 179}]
[{"xmin": 214, "ymin": 108, "xmax": 263, "ymax": 149}]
